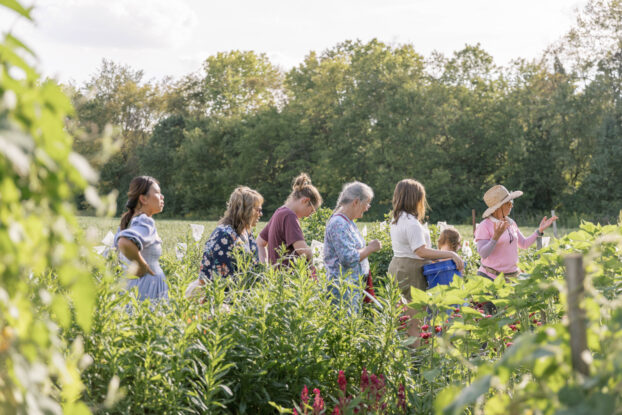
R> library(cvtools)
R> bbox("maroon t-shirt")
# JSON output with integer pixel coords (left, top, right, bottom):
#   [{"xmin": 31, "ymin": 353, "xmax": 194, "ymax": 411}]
[{"xmin": 259, "ymin": 206, "xmax": 305, "ymax": 265}]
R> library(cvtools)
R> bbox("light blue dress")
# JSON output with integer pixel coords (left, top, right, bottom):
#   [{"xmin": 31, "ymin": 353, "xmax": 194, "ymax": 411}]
[
  {"xmin": 324, "ymin": 213, "xmax": 369, "ymax": 312},
  {"xmin": 114, "ymin": 214, "xmax": 169, "ymax": 302}
]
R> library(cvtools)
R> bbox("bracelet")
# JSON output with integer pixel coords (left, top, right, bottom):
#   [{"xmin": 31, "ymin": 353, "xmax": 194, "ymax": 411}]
[{"xmin": 537, "ymin": 229, "xmax": 544, "ymax": 236}]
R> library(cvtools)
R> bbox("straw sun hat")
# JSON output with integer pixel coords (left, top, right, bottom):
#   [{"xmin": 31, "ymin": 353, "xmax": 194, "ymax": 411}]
[{"xmin": 482, "ymin": 185, "xmax": 523, "ymax": 218}]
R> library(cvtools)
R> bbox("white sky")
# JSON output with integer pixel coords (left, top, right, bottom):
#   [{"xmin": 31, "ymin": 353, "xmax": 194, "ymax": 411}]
[{"xmin": 1, "ymin": 0, "xmax": 588, "ymax": 84}]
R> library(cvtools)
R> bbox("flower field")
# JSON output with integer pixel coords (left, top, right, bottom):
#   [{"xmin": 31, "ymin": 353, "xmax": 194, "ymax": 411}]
[{"xmin": 53, "ymin": 212, "xmax": 622, "ymax": 414}]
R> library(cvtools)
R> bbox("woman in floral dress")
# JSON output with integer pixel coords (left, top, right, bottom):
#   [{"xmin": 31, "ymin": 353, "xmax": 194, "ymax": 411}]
[{"xmin": 198, "ymin": 186, "xmax": 264, "ymax": 281}]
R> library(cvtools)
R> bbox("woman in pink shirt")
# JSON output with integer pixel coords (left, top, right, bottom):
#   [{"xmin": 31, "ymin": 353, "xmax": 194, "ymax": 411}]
[{"xmin": 475, "ymin": 185, "xmax": 558, "ymax": 281}]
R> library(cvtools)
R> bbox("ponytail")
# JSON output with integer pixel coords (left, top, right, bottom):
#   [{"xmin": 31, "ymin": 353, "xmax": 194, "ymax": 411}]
[
  {"xmin": 119, "ymin": 176, "xmax": 158, "ymax": 230},
  {"xmin": 287, "ymin": 172, "xmax": 323, "ymax": 208}
]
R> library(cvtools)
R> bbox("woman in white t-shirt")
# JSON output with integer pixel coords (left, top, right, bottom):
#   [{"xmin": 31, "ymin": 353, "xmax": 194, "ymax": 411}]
[{"xmin": 388, "ymin": 179, "xmax": 464, "ymax": 340}]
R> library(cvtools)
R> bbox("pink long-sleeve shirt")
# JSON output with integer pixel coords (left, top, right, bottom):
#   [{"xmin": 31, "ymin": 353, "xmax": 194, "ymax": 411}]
[{"xmin": 474, "ymin": 217, "xmax": 539, "ymax": 279}]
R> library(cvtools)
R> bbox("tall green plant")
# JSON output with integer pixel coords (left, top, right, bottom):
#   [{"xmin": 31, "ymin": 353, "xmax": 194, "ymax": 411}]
[{"xmin": 0, "ymin": 2, "xmax": 113, "ymax": 413}]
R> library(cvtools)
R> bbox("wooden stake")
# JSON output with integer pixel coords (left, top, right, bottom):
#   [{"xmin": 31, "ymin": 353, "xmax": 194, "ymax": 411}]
[
  {"xmin": 552, "ymin": 209, "xmax": 558, "ymax": 238},
  {"xmin": 564, "ymin": 254, "xmax": 589, "ymax": 376},
  {"xmin": 472, "ymin": 209, "xmax": 476, "ymax": 236}
]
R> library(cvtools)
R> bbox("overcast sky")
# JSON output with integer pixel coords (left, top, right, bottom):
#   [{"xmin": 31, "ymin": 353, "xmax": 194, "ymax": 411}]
[{"xmin": 1, "ymin": 0, "xmax": 588, "ymax": 84}]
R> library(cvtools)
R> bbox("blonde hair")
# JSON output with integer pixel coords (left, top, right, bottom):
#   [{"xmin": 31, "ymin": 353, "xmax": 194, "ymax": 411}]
[
  {"xmin": 438, "ymin": 227, "xmax": 462, "ymax": 252},
  {"xmin": 219, "ymin": 186, "xmax": 264, "ymax": 235},
  {"xmin": 287, "ymin": 173, "xmax": 322, "ymax": 209},
  {"xmin": 392, "ymin": 179, "xmax": 428, "ymax": 224}
]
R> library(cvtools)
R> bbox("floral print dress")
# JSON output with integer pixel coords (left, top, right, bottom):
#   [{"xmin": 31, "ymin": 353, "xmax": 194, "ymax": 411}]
[
  {"xmin": 324, "ymin": 213, "xmax": 369, "ymax": 311},
  {"xmin": 199, "ymin": 224, "xmax": 259, "ymax": 281}
]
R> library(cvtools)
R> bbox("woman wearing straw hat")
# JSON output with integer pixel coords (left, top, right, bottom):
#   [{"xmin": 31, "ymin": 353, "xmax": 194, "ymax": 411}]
[{"xmin": 474, "ymin": 185, "xmax": 557, "ymax": 281}]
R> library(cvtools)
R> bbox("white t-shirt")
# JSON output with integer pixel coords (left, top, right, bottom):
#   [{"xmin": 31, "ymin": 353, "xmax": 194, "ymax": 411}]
[{"xmin": 390, "ymin": 212, "xmax": 432, "ymax": 259}]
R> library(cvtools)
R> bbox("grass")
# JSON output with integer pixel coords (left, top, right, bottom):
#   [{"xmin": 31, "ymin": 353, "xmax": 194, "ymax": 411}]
[{"xmin": 78, "ymin": 216, "xmax": 574, "ymax": 257}]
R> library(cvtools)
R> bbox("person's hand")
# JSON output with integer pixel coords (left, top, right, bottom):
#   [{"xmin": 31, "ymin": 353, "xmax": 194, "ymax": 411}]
[
  {"xmin": 451, "ymin": 252, "xmax": 464, "ymax": 272},
  {"xmin": 492, "ymin": 220, "xmax": 510, "ymax": 240},
  {"xmin": 538, "ymin": 215, "xmax": 559, "ymax": 233},
  {"xmin": 136, "ymin": 261, "xmax": 155, "ymax": 278},
  {"xmin": 368, "ymin": 239, "xmax": 382, "ymax": 252}
]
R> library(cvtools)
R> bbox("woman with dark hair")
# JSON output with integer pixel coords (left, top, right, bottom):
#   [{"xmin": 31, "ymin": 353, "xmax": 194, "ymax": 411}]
[
  {"xmin": 114, "ymin": 176, "xmax": 167, "ymax": 302},
  {"xmin": 197, "ymin": 186, "xmax": 264, "ymax": 281},
  {"xmin": 257, "ymin": 173, "xmax": 322, "ymax": 267}
]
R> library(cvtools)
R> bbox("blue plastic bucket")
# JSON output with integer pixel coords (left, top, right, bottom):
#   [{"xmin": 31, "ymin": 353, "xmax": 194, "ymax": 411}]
[{"xmin": 423, "ymin": 260, "xmax": 461, "ymax": 288}]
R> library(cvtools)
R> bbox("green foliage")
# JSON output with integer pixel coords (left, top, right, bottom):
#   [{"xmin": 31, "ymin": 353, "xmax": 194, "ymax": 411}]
[
  {"xmin": 0, "ymin": 1, "xmax": 107, "ymax": 412},
  {"xmin": 427, "ymin": 221, "xmax": 622, "ymax": 414},
  {"xmin": 73, "ymin": 235, "xmax": 414, "ymax": 414}
]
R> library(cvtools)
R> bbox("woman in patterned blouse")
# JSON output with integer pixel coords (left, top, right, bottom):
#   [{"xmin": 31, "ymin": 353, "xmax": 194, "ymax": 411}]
[
  {"xmin": 198, "ymin": 186, "xmax": 263, "ymax": 281},
  {"xmin": 324, "ymin": 181, "xmax": 382, "ymax": 313}
]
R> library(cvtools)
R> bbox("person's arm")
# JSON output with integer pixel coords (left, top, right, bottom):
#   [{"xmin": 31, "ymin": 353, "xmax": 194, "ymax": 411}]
[
  {"xmin": 117, "ymin": 237, "xmax": 154, "ymax": 277},
  {"xmin": 292, "ymin": 240, "xmax": 313, "ymax": 262},
  {"xmin": 476, "ymin": 239, "xmax": 498, "ymax": 259},
  {"xmin": 325, "ymin": 219, "xmax": 364, "ymax": 268},
  {"xmin": 256, "ymin": 235, "xmax": 268, "ymax": 264},
  {"xmin": 358, "ymin": 239, "xmax": 381, "ymax": 261},
  {"xmin": 414, "ymin": 246, "xmax": 464, "ymax": 271}
]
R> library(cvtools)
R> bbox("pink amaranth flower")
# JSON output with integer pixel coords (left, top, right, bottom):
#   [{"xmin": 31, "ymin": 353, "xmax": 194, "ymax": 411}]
[
  {"xmin": 301, "ymin": 385, "xmax": 309, "ymax": 405},
  {"xmin": 398, "ymin": 383, "xmax": 406, "ymax": 412},
  {"xmin": 294, "ymin": 409, "xmax": 299, "ymax": 415},
  {"xmin": 313, "ymin": 388, "xmax": 324, "ymax": 413},
  {"xmin": 338, "ymin": 370, "xmax": 347, "ymax": 393},
  {"xmin": 332, "ymin": 408, "xmax": 340, "ymax": 415},
  {"xmin": 361, "ymin": 368, "xmax": 369, "ymax": 391},
  {"xmin": 435, "ymin": 325, "xmax": 442, "ymax": 333},
  {"xmin": 421, "ymin": 324, "xmax": 429, "ymax": 331}
]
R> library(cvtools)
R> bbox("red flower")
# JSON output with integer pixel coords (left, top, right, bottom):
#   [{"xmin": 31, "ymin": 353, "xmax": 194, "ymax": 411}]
[
  {"xmin": 301, "ymin": 385, "xmax": 309, "ymax": 405},
  {"xmin": 398, "ymin": 384, "xmax": 406, "ymax": 412},
  {"xmin": 509, "ymin": 324, "xmax": 517, "ymax": 331},
  {"xmin": 313, "ymin": 388, "xmax": 324, "ymax": 413},
  {"xmin": 332, "ymin": 408, "xmax": 340, "ymax": 415},
  {"xmin": 294, "ymin": 409, "xmax": 299, "ymax": 415},
  {"xmin": 338, "ymin": 370, "xmax": 347, "ymax": 393},
  {"xmin": 536, "ymin": 321, "xmax": 542, "ymax": 326},
  {"xmin": 455, "ymin": 313, "xmax": 463, "ymax": 318},
  {"xmin": 360, "ymin": 368, "xmax": 369, "ymax": 391},
  {"xmin": 421, "ymin": 324, "xmax": 429, "ymax": 331},
  {"xmin": 435, "ymin": 325, "xmax": 442, "ymax": 333},
  {"xmin": 484, "ymin": 314, "xmax": 492, "ymax": 318},
  {"xmin": 454, "ymin": 308, "xmax": 460, "ymax": 313},
  {"xmin": 506, "ymin": 342, "xmax": 513, "ymax": 347},
  {"xmin": 529, "ymin": 312, "xmax": 536, "ymax": 318},
  {"xmin": 419, "ymin": 332, "xmax": 432, "ymax": 339}
]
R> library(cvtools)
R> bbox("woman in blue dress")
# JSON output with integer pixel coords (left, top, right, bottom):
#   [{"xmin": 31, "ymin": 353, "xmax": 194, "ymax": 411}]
[{"xmin": 114, "ymin": 176, "xmax": 168, "ymax": 302}]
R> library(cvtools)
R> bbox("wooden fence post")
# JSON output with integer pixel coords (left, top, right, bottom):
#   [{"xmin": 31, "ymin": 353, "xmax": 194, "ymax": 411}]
[
  {"xmin": 564, "ymin": 254, "xmax": 589, "ymax": 376},
  {"xmin": 472, "ymin": 209, "xmax": 476, "ymax": 236},
  {"xmin": 552, "ymin": 209, "xmax": 558, "ymax": 238}
]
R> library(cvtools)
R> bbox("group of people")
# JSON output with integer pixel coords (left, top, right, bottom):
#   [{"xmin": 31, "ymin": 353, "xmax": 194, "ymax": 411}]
[{"xmin": 114, "ymin": 174, "xmax": 557, "ymax": 334}]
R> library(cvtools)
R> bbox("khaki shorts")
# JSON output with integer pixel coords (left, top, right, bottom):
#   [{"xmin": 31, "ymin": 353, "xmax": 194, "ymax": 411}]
[{"xmin": 388, "ymin": 256, "xmax": 431, "ymax": 301}]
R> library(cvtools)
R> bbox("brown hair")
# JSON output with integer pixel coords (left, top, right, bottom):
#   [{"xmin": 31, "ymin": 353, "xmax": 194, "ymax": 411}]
[
  {"xmin": 438, "ymin": 228, "xmax": 462, "ymax": 252},
  {"xmin": 219, "ymin": 186, "xmax": 264, "ymax": 235},
  {"xmin": 287, "ymin": 173, "xmax": 322, "ymax": 209},
  {"xmin": 120, "ymin": 176, "xmax": 159, "ymax": 230},
  {"xmin": 392, "ymin": 179, "xmax": 428, "ymax": 224}
]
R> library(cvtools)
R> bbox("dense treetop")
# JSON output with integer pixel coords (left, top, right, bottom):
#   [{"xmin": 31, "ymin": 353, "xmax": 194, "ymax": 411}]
[{"xmin": 69, "ymin": 0, "xmax": 622, "ymax": 225}]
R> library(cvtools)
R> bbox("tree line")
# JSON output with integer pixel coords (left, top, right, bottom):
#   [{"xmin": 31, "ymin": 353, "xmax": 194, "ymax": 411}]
[{"xmin": 68, "ymin": 0, "xmax": 622, "ymax": 225}]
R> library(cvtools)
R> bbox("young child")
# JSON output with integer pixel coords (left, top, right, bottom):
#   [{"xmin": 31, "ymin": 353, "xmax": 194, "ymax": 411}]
[{"xmin": 437, "ymin": 227, "xmax": 462, "ymax": 256}]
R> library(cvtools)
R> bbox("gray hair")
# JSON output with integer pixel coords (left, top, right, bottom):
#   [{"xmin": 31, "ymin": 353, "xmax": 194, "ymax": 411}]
[{"xmin": 335, "ymin": 181, "xmax": 374, "ymax": 208}]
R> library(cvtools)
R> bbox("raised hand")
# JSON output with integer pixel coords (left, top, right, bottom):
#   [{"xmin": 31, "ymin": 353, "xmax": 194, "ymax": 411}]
[
  {"xmin": 538, "ymin": 215, "xmax": 559, "ymax": 233},
  {"xmin": 492, "ymin": 220, "xmax": 510, "ymax": 241}
]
